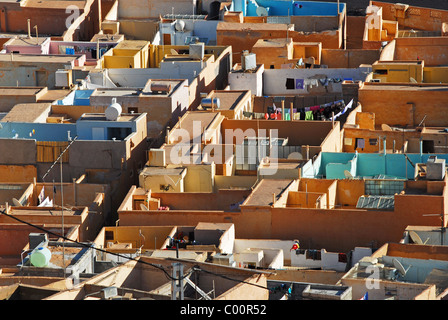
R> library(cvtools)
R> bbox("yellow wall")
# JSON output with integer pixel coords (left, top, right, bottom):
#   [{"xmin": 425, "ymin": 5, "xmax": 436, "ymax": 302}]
[
  {"xmin": 184, "ymin": 164, "xmax": 215, "ymax": 192},
  {"xmin": 372, "ymin": 62, "xmax": 424, "ymax": 83},
  {"xmin": 102, "ymin": 42, "xmax": 150, "ymax": 68},
  {"xmin": 423, "ymin": 67, "xmax": 448, "ymax": 84}
]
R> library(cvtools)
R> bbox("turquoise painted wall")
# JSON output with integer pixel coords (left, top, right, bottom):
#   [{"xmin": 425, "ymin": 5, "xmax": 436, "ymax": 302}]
[{"xmin": 315, "ymin": 152, "xmax": 448, "ymax": 179}]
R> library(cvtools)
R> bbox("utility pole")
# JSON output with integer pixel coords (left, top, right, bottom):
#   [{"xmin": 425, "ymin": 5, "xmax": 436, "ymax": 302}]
[{"xmin": 171, "ymin": 262, "xmax": 184, "ymax": 300}]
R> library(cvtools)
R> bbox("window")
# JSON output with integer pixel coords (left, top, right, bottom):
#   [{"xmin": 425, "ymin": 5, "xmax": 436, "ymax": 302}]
[
  {"xmin": 374, "ymin": 69, "xmax": 388, "ymax": 75},
  {"xmin": 286, "ymin": 78, "xmax": 295, "ymax": 89}
]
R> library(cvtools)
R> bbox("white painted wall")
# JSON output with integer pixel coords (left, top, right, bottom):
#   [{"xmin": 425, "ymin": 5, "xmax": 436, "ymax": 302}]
[
  {"xmin": 218, "ymin": 224, "xmax": 235, "ymax": 254},
  {"xmin": 291, "ymin": 248, "xmax": 347, "ymax": 271},
  {"xmin": 351, "ymin": 247, "xmax": 373, "ymax": 267},
  {"xmin": 229, "ymin": 65, "xmax": 264, "ymax": 96},
  {"xmin": 262, "ymin": 67, "xmax": 372, "ymax": 95}
]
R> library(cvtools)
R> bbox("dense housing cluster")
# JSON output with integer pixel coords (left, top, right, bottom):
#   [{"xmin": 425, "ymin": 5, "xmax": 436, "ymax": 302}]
[{"xmin": 0, "ymin": 0, "xmax": 447, "ymax": 302}]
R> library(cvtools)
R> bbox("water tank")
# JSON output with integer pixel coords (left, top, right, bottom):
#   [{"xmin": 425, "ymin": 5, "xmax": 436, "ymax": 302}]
[
  {"xmin": 105, "ymin": 98, "xmax": 122, "ymax": 121},
  {"xmin": 151, "ymin": 83, "xmax": 172, "ymax": 94},
  {"xmin": 201, "ymin": 98, "xmax": 220, "ymax": 109},
  {"xmin": 241, "ymin": 53, "xmax": 257, "ymax": 70},
  {"xmin": 30, "ymin": 247, "xmax": 52, "ymax": 267},
  {"xmin": 189, "ymin": 42, "xmax": 205, "ymax": 60}
]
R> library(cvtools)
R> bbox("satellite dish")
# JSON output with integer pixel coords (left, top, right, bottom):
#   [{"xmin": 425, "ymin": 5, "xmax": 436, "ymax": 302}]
[
  {"xmin": 170, "ymin": 49, "xmax": 178, "ymax": 55},
  {"xmin": 287, "ymin": 152, "xmax": 303, "ymax": 160},
  {"xmin": 140, "ymin": 204, "xmax": 149, "ymax": 211},
  {"xmin": 12, "ymin": 198, "xmax": 22, "ymax": 207},
  {"xmin": 381, "ymin": 124, "xmax": 392, "ymax": 131},
  {"xmin": 392, "ymin": 258, "xmax": 408, "ymax": 277},
  {"xmin": 410, "ymin": 77, "xmax": 418, "ymax": 83},
  {"xmin": 174, "ymin": 20, "xmax": 186, "ymax": 32},
  {"xmin": 256, "ymin": 6, "xmax": 268, "ymax": 17},
  {"xmin": 344, "ymin": 170, "xmax": 354, "ymax": 179},
  {"xmin": 409, "ymin": 230, "xmax": 423, "ymax": 244}
]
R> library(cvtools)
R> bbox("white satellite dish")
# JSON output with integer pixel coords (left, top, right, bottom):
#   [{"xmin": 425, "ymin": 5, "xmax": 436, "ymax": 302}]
[
  {"xmin": 140, "ymin": 204, "xmax": 149, "ymax": 211},
  {"xmin": 287, "ymin": 152, "xmax": 303, "ymax": 160},
  {"xmin": 12, "ymin": 198, "xmax": 22, "ymax": 207},
  {"xmin": 409, "ymin": 230, "xmax": 423, "ymax": 244},
  {"xmin": 409, "ymin": 230, "xmax": 429, "ymax": 245},
  {"xmin": 256, "ymin": 6, "xmax": 268, "ymax": 17},
  {"xmin": 344, "ymin": 170, "xmax": 354, "ymax": 179},
  {"xmin": 392, "ymin": 258, "xmax": 409, "ymax": 277},
  {"xmin": 381, "ymin": 124, "xmax": 392, "ymax": 131},
  {"xmin": 410, "ymin": 77, "xmax": 418, "ymax": 83}
]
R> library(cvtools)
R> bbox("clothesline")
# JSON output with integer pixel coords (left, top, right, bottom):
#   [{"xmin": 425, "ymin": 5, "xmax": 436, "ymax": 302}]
[{"xmin": 243, "ymin": 99, "xmax": 354, "ymax": 121}]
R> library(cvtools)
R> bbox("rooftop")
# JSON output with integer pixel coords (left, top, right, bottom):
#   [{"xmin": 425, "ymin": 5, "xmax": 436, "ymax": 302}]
[
  {"xmin": 243, "ymin": 179, "xmax": 295, "ymax": 206},
  {"xmin": 1, "ymin": 103, "xmax": 51, "ymax": 122}
]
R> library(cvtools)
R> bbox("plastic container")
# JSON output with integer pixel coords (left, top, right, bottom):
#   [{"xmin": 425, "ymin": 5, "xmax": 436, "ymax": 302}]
[{"xmin": 30, "ymin": 247, "xmax": 52, "ymax": 267}]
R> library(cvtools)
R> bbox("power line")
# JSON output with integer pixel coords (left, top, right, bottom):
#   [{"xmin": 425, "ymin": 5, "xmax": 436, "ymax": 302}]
[
  {"xmin": 0, "ymin": 208, "xmax": 271, "ymax": 292},
  {"xmin": 0, "ymin": 208, "xmax": 182, "ymax": 281}
]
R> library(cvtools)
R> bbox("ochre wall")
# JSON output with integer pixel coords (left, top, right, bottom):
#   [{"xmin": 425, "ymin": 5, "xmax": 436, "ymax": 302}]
[
  {"xmin": 0, "ymin": 165, "xmax": 36, "ymax": 183},
  {"xmin": 118, "ymin": 186, "xmax": 444, "ymax": 253},
  {"xmin": 358, "ymin": 84, "xmax": 448, "ymax": 127},
  {"xmin": 394, "ymin": 37, "xmax": 448, "ymax": 66},
  {"xmin": 372, "ymin": 1, "xmax": 448, "ymax": 32}
]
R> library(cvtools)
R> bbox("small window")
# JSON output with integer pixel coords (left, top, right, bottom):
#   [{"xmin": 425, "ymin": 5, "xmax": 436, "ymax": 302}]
[
  {"xmin": 105, "ymin": 231, "xmax": 114, "ymax": 240},
  {"xmin": 286, "ymin": 78, "xmax": 295, "ymax": 89},
  {"xmin": 374, "ymin": 69, "xmax": 388, "ymax": 75}
]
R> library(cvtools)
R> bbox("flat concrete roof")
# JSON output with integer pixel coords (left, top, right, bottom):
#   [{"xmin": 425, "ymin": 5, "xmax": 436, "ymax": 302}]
[
  {"xmin": 91, "ymin": 89, "xmax": 140, "ymax": 97},
  {"xmin": 23, "ymin": 0, "xmax": 87, "ymax": 9},
  {"xmin": 209, "ymin": 91, "xmax": 249, "ymax": 110},
  {"xmin": 0, "ymin": 87, "xmax": 44, "ymax": 96},
  {"xmin": 79, "ymin": 113, "xmax": 140, "ymax": 122},
  {"xmin": 0, "ymin": 54, "xmax": 78, "ymax": 63},
  {"xmin": 243, "ymin": 179, "xmax": 294, "ymax": 206},
  {"xmin": 10, "ymin": 208, "xmax": 83, "ymax": 216},
  {"xmin": 217, "ymin": 22, "xmax": 293, "ymax": 31},
  {"xmin": 114, "ymin": 40, "xmax": 150, "ymax": 50},
  {"xmin": 140, "ymin": 166, "xmax": 186, "ymax": 176},
  {"xmin": 172, "ymin": 112, "xmax": 221, "ymax": 141},
  {"xmin": 1, "ymin": 103, "xmax": 51, "ymax": 122},
  {"xmin": 360, "ymin": 83, "xmax": 448, "ymax": 92},
  {"xmin": 6, "ymin": 37, "xmax": 49, "ymax": 46},
  {"xmin": 38, "ymin": 89, "xmax": 72, "ymax": 103}
]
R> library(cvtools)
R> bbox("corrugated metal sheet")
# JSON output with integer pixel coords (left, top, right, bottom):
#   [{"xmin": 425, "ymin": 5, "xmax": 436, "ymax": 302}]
[
  {"xmin": 356, "ymin": 195, "xmax": 395, "ymax": 210},
  {"xmin": 36, "ymin": 141, "xmax": 69, "ymax": 163}
]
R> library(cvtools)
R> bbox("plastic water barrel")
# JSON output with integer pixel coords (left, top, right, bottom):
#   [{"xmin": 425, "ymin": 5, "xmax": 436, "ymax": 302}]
[
  {"xmin": 105, "ymin": 98, "xmax": 122, "ymax": 121},
  {"xmin": 30, "ymin": 247, "xmax": 52, "ymax": 267}
]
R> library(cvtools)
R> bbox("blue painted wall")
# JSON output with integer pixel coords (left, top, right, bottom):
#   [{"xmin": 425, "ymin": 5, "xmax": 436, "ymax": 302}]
[
  {"xmin": 234, "ymin": 0, "xmax": 345, "ymax": 17},
  {"xmin": 313, "ymin": 152, "xmax": 448, "ymax": 179},
  {"xmin": 0, "ymin": 122, "xmax": 77, "ymax": 142}
]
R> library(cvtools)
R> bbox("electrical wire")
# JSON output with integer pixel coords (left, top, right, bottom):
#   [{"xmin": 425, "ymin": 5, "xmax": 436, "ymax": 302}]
[
  {"xmin": 192, "ymin": 265, "xmax": 270, "ymax": 291},
  {"xmin": 0, "ymin": 208, "xmax": 271, "ymax": 293},
  {"xmin": 0, "ymin": 208, "xmax": 188, "ymax": 281}
]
